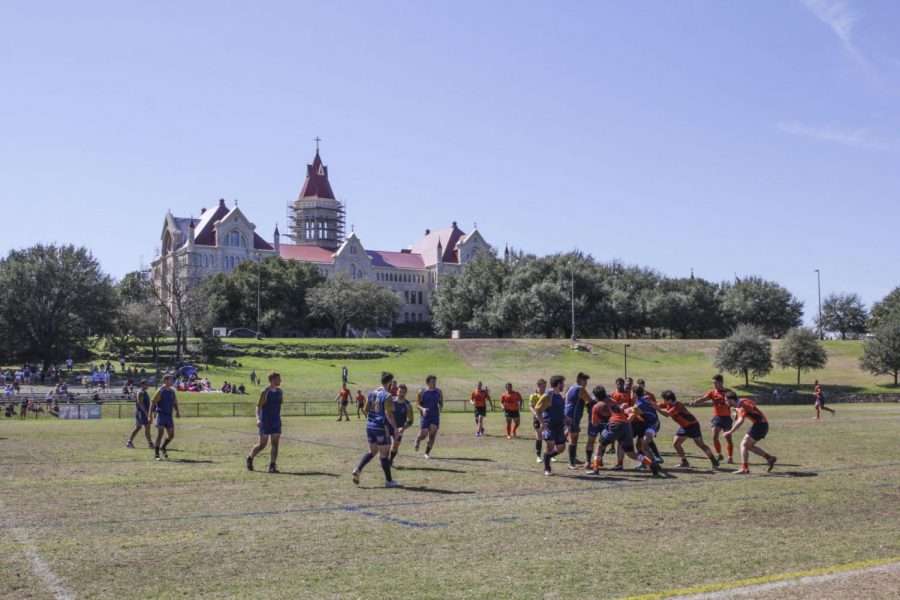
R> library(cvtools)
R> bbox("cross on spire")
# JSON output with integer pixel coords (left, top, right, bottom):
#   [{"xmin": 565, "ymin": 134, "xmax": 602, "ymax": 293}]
[{"xmin": 314, "ymin": 136, "xmax": 322, "ymax": 152}]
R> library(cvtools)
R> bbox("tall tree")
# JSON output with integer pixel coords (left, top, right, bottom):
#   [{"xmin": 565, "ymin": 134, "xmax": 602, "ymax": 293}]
[
  {"xmin": 651, "ymin": 277, "xmax": 727, "ymax": 338},
  {"xmin": 859, "ymin": 322, "xmax": 900, "ymax": 386},
  {"xmin": 721, "ymin": 276, "xmax": 804, "ymax": 335},
  {"xmin": 816, "ymin": 292, "xmax": 868, "ymax": 339},
  {"xmin": 869, "ymin": 287, "xmax": 900, "ymax": 331},
  {"xmin": 306, "ymin": 272, "xmax": 400, "ymax": 336},
  {"xmin": 0, "ymin": 244, "xmax": 118, "ymax": 366},
  {"xmin": 429, "ymin": 251, "xmax": 510, "ymax": 336},
  {"xmin": 775, "ymin": 327, "xmax": 828, "ymax": 385},
  {"xmin": 117, "ymin": 271, "xmax": 153, "ymax": 304},
  {"xmin": 714, "ymin": 324, "xmax": 773, "ymax": 386}
]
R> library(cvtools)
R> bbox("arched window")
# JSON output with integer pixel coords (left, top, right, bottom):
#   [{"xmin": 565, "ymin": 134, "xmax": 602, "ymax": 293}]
[{"xmin": 226, "ymin": 231, "xmax": 247, "ymax": 248}]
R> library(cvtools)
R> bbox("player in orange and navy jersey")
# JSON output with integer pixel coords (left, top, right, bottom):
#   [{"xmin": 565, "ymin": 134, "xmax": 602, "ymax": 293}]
[
  {"xmin": 611, "ymin": 377, "xmax": 633, "ymax": 407},
  {"xmin": 470, "ymin": 382, "xmax": 492, "ymax": 436},
  {"xmin": 813, "ymin": 379, "xmax": 835, "ymax": 419},
  {"xmin": 500, "ymin": 383, "xmax": 523, "ymax": 439},
  {"xmin": 658, "ymin": 390, "xmax": 719, "ymax": 471},
  {"xmin": 589, "ymin": 391, "xmax": 659, "ymax": 476},
  {"xmin": 691, "ymin": 374, "xmax": 734, "ymax": 463},
  {"xmin": 585, "ymin": 385, "xmax": 611, "ymax": 470},
  {"xmin": 636, "ymin": 378, "xmax": 663, "ymax": 463},
  {"xmin": 723, "ymin": 391, "xmax": 776, "ymax": 474}
]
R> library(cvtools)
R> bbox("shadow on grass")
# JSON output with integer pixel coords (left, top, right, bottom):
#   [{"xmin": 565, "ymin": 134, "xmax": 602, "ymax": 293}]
[
  {"xmin": 171, "ymin": 458, "xmax": 215, "ymax": 464},
  {"xmin": 570, "ymin": 471, "xmax": 678, "ymax": 482},
  {"xmin": 437, "ymin": 457, "xmax": 494, "ymax": 462},
  {"xmin": 767, "ymin": 471, "xmax": 818, "ymax": 478},
  {"xmin": 275, "ymin": 470, "xmax": 340, "ymax": 477},
  {"xmin": 394, "ymin": 466, "xmax": 466, "ymax": 474},
  {"xmin": 402, "ymin": 485, "xmax": 475, "ymax": 495}
]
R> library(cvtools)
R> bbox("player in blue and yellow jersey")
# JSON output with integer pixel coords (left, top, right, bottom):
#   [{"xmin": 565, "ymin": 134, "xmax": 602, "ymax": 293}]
[
  {"xmin": 352, "ymin": 371, "xmax": 402, "ymax": 488},
  {"xmin": 658, "ymin": 390, "xmax": 719, "ymax": 471},
  {"xmin": 533, "ymin": 375, "xmax": 568, "ymax": 476},
  {"xmin": 389, "ymin": 384, "xmax": 414, "ymax": 466},
  {"xmin": 150, "ymin": 374, "xmax": 180, "ymax": 461},
  {"xmin": 583, "ymin": 385, "xmax": 609, "ymax": 471},
  {"xmin": 126, "ymin": 379, "xmax": 153, "ymax": 448},
  {"xmin": 564, "ymin": 372, "xmax": 592, "ymax": 469},
  {"xmin": 590, "ymin": 392, "xmax": 660, "ymax": 475},
  {"xmin": 527, "ymin": 378, "xmax": 548, "ymax": 462},
  {"xmin": 246, "ymin": 371, "xmax": 283, "ymax": 473},
  {"xmin": 723, "ymin": 391, "xmax": 777, "ymax": 474},
  {"xmin": 414, "ymin": 375, "xmax": 443, "ymax": 459}
]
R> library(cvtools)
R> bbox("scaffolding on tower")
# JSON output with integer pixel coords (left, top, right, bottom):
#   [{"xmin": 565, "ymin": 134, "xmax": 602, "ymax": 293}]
[{"xmin": 287, "ymin": 197, "xmax": 346, "ymax": 247}]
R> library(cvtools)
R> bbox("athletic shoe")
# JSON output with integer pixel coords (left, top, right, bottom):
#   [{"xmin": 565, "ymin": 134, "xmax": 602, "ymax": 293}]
[
  {"xmin": 650, "ymin": 462, "xmax": 661, "ymax": 476},
  {"xmin": 655, "ymin": 455, "xmax": 664, "ymax": 464},
  {"xmin": 352, "ymin": 470, "xmax": 360, "ymax": 485},
  {"xmin": 592, "ymin": 468, "xmax": 600, "ymax": 475},
  {"xmin": 268, "ymin": 464, "xmax": 279, "ymax": 474},
  {"xmin": 726, "ymin": 457, "xmax": 734, "ymax": 464},
  {"xmin": 584, "ymin": 464, "xmax": 595, "ymax": 473},
  {"xmin": 147, "ymin": 441, "xmax": 154, "ymax": 449},
  {"xmin": 536, "ymin": 456, "xmax": 543, "ymax": 462},
  {"xmin": 507, "ymin": 435, "xmax": 512, "ymax": 440},
  {"xmin": 550, "ymin": 456, "xmax": 558, "ymax": 463},
  {"xmin": 716, "ymin": 454, "xmax": 724, "ymax": 462},
  {"xmin": 544, "ymin": 470, "xmax": 552, "ymax": 476},
  {"xmin": 126, "ymin": 440, "xmax": 134, "ymax": 448},
  {"xmin": 568, "ymin": 463, "xmax": 579, "ymax": 470},
  {"xmin": 680, "ymin": 459, "xmax": 690, "ymax": 468},
  {"xmin": 710, "ymin": 458, "xmax": 720, "ymax": 472},
  {"xmin": 634, "ymin": 464, "xmax": 647, "ymax": 471},
  {"xmin": 734, "ymin": 468, "xmax": 750, "ymax": 475},
  {"xmin": 155, "ymin": 455, "xmax": 162, "ymax": 461},
  {"xmin": 424, "ymin": 453, "xmax": 431, "ymax": 459},
  {"xmin": 161, "ymin": 449, "xmax": 169, "ymax": 460},
  {"xmin": 246, "ymin": 456, "xmax": 254, "ymax": 471},
  {"xmin": 385, "ymin": 480, "xmax": 403, "ymax": 488},
  {"xmin": 414, "ymin": 439, "xmax": 420, "ymax": 452},
  {"xmin": 767, "ymin": 456, "xmax": 777, "ymax": 472},
  {"xmin": 612, "ymin": 464, "xmax": 623, "ymax": 471}
]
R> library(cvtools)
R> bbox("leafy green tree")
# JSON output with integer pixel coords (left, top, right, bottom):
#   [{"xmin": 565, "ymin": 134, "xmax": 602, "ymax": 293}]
[
  {"xmin": 651, "ymin": 277, "xmax": 727, "ymax": 338},
  {"xmin": 117, "ymin": 271, "xmax": 153, "ymax": 304},
  {"xmin": 714, "ymin": 324, "xmax": 773, "ymax": 386},
  {"xmin": 722, "ymin": 276, "xmax": 803, "ymax": 335},
  {"xmin": 859, "ymin": 322, "xmax": 900, "ymax": 386},
  {"xmin": 869, "ymin": 287, "xmax": 900, "ymax": 330},
  {"xmin": 0, "ymin": 244, "xmax": 118, "ymax": 366},
  {"xmin": 775, "ymin": 327, "xmax": 828, "ymax": 384},
  {"xmin": 306, "ymin": 272, "xmax": 401, "ymax": 336},
  {"xmin": 603, "ymin": 262, "xmax": 660, "ymax": 339},
  {"xmin": 816, "ymin": 292, "xmax": 868, "ymax": 339},
  {"xmin": 430, "ymin": 252, "xmax": 510, "ymax": 336}
]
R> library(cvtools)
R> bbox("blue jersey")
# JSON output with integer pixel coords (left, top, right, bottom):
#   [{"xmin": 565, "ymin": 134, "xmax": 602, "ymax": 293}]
[
  {"xmin": 366, "ymin": 389, "xmax": 393, "ymax": 429},
  {"xmin": 634, "ymin": 396, "xmax": 658, "ymax": 428},
  {"xmin": 136, "ymin": 390, "xmax": 151, "ymax": 414},
  {"xmin": 542, "ymin": 392, "xmax": 565, "ymax": 427},
  {"xmin": 394, "ymin": 400, "xmax": 411, "ymax": 428},
  {"xmin": 153, "ymin": 387, "xmax": 176, "ymax": 415},
  {"xmin": 418, "ymin": 388, "xmax": 442, "ymax": 414},
  {"xmin": 565, "ymin": 383, "xmax": 587, "ymax": 421},
  {"xmin": 258, "ymin": 387, "xmax": 283, "ymax": 425}
]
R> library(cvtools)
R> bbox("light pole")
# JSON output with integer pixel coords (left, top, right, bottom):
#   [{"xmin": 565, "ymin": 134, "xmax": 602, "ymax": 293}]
[
  {"xmin": 570, "ymin": 256, "xmax": 576, "ymax": 342},
  {"xmin": 815, "ymin": 269, "xmax": 822, "ymax": 340},
  {"xmin": 256, "ymin": 253, "xmax": 262, "ymax": 339},
  {"xmin": 624, "ymin": 343, "xmax": 631, "ymax": 378}
]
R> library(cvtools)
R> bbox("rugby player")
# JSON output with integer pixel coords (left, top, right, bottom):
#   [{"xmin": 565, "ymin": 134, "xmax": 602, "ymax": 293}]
[
  {"xmin": 564, "ymin": 372, "xmax": 592, "ymax": 468},
  {"xmin": 500, "ymin": 382, "xmax": 523, "ymax": 439},
  {"xmin": 723, "ymin": 391, "xmax": 777, "ymax": 474},
  {"xmin": 389, "ymin": 384, "xmax": 413, "ymax": 466},
  {"xmin": 813, "ymin": 379, "xmax": 835, "ymax": 419},
  {"xmin": 247, "ymin": 371, "xmax": 283, "ymax": 473},
  {"xmin": 470, "ymin": 381, "xmax": 492, "ymax": 436},
  {"xmin": 126, "ymin": 379, "xmax": 153, "ymax": 448},
  {"xmin": 658, "ymin": 390, "xmax": 719, "ymax": 471},
  {"xmin": 528, "ymin": 378, "xmax": 548, "ymax": 462},
  {"xmin": 691, "ymin": 374, "xmax": 734, "ymax": 463},
  {"xmin": 534, "ymin": 375, "xmax": 567, "ymax": 476},
  {"xmin": 414, "ymin": 375, "xmax": 443, "ymax": 459},
  {"xmin": 150, "ymin": 374, "xmax": 180, "ymax": 461},
  {"xmin": 352, "ymin": 371, "xmax": 402, "ymax": 488}
]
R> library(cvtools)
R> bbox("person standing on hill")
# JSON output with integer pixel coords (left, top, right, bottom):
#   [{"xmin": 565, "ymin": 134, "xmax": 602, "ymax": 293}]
[
  {"xmin": 691, "ymin": 374, "xmax": 734, "ymax": 464},
  {"xmin": 813, "ymin": 379, "xmax": 835, "ymax": 419},
  {"xmin": 415, "ymin": 375, "xmax": 443, "ymax": 458},
  {"xmin": 500, "ymin": 382, "xmax": 523, "ymax": 439},
  {"xmin": 470, "ymin": 381, "xmax": 492, "ymax": 436},
  {"xmin": 247, "ymin": 371, "xmax": 283, "ymax": 473},
  {"xmin": 127, "ymin": 379, "xmax": 153, "ymax": 448},
  {"xmin": 335, "ymin": 383, "xmax": 351, "ymax": 421}
]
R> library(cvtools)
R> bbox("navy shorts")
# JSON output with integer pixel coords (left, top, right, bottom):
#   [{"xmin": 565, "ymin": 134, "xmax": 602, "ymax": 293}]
[
  {"xmin": 156, "ymin": 414, "xmax": 174, "ymax": 429},
  {"xmin": 711, "ymin": 415, "xmax": 733, "ymax": 430},
  {"xmin": 601, "ymin": 422, "xmax": 634, "ymax": 452},
  {"xmin": 815, "ymin": 398, "xmax": 826, "ymax": 407},
  {"xmin": 135, "ymin": 411, "xmax": 150, "ymax": 426},
  {"xmin": 747, "ymin": 422, "xmax": 769, "ymax": 441},
  {"xmin": 542, "ymin": 425, "xmax": 566, "ymax": 445},
  {"xmin": 474, "ymin": 406, "xmax": 487, "ymax": 418},
  {"xmin": 420, "ymin": 414, "xmax": 440, "ymax": 429},
  {"xmin": 676, "ymin": 423, "xmax": 702, "ymax": 439},
  {"xmin": 588, "ymin": 419, "xmax": 607, "ymax": 438},
  {"xmin": 259, "ymin": 422, "xmax": 282, "ymax": 435},
  {"xmin": 366, "ymin": 426, "xmax": 389, "ymax": 446},
  {"xmin": 504, "ymin": 409, "xmax": 520, "ymax": 419},
  {"xmin": 567, "ymin": 420, "xmax": 582, "ymax": 434},
  {"xmin": 340, "ymin": 400, "xmax": 349, "ymax": 407}
]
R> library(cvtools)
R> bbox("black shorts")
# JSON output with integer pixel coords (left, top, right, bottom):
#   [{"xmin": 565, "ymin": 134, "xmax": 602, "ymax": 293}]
[
  {"xmin": 504, "ymin": 409, "xmax": 520, "ymax": 419},
  {"xmin": 747, "ymin": 422, "xmax": 769, "ymax": 441},
  {"xmin": 711, "ymin": 415, "xmax": 733, "ymax": 430},
  {"xmin": 474, "ymin": 406, "xmax": 487, "ymax": 417},
  {"xmin": 676, "ymin": 423, "xmax": 702, "ymax": 439},
  {"xmin": 587, "ymin": 419, "xmax": 607, "ymax": 438},
  {"xmin": 601, "ymin": 422, "xmax": 634, "ymax": 452},
  {"xmin": 533, "ymin": 418, "xmax": 541, "ymax": 430}
]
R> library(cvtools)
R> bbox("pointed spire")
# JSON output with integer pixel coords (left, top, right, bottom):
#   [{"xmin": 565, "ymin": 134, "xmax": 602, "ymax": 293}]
[
  {"xmin": 299, "ymin": 148, "xmax": 335, "ymax": 199},
  {"xmin": 503, "ymin": 244, "xmax": 509, "ymax": 260},
  {"xmin": 189, "ymin": 217, "xmax": 195, "ymax": 229},
  {"xmin": 274, "ymin": 222, "xmax": 280, "ymax": 236}
]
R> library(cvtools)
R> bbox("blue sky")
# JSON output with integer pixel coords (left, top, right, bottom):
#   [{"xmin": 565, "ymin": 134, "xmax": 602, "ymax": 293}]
[{"xmin": 2, "ymin": 0, "xmax": 898, "ymax": 323}]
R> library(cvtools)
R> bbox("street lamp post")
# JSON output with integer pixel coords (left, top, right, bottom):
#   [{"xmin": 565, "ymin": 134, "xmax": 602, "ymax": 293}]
[
  {"xmin": 256, "ymin": 253, "xmax": 262, "ymax": 339},
  {"xmin": 570, "ymin": 256, "xmax": 576, "ymax": 342},
  {"xmin": 624, "ymin": 343, "xmax": 631, "ymax": 378},
  {"xmin": 815, "ymin": 269, "xmax": 822, "ymax": 340}
]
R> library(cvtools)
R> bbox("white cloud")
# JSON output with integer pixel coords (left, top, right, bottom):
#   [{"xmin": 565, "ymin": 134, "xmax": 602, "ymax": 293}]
[
  {"xmin": 799, "ymin": 0, "xmax": 865, "ymax": 65},
  {"xmin": 778, "ymin": 121, "xmax": 897, "ymax": 151}
]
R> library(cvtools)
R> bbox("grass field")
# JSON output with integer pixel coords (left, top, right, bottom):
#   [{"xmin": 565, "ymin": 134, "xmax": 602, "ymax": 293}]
[{"xmin": 2, "ymin": 405, "xmax": 899, "ymax": 599}]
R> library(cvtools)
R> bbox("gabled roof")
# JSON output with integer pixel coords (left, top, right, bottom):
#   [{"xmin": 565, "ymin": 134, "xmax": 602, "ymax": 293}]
[
  {"xmin": 408, "ymin": 222, "xmax": 466, "ymax": 265},
  {"xmin": 279, "ymin": 244, "xmax": 335, "ymax": 264},
  {"xmin": 367, "ymin": 250, "xmax": 425, "ymax": 269},
  {"xmin": 298, "ymin": 150, "xmax": 336, "ymax": 200},
  {"xmin": 193, "ymin": 199, "xmax": 230, "ymax": 246}
]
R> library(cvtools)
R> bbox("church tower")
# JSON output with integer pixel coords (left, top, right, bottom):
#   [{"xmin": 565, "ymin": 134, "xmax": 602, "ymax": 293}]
[{"xmin": 288, "ymin": 141, "xmax": 346, "ymax": 248}]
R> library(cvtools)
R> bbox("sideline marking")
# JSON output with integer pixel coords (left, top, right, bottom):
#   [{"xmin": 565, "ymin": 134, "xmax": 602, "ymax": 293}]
[
  {"xmin": 619, "ymin": 556, "xmax": 900, "ymax": 600},
  {"xmin": 340, "ymin": 507, "xmax": 446, "ymax": 529},
  {"xmin": 0, "ymin": 499, "xmax": 76, "ymax": 600}
]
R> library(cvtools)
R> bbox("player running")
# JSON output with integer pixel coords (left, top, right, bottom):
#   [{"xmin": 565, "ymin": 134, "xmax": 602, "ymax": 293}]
[
  {"xmin": 534, "ymin": 375, "xmax": 568, "ymax": 476},
  {"xmin": 355, "ymin": 389, "xmax": 366, "ymax": 419},
  {"xmin": 126, "ymin": 379, "xmax": 154, "ymax": 448},
  {"xmin": 352, "ymin": 372, "xmax": 402, "ymax": 488},
  {"xmin": 564, "ymin": 372, "xmax": 592, "ymax": 469},
  {"xmin": 658, "ymin": 390, "xmax": 719, "ymax": 471},
  {"xmin": 150, "ymin": 374, "xmax": 180, "ymax": 461},
  {"xmin": 500, "ymin": 383, "xmax": 523, "ymax": 438},
  {"xmin": 335, "ymin": 383, "xmax": 351, "ymax": 421},
  {"xmin": 813, "ymin": 380, "xmax": 835, "ymax": 419},
  {"xmin": 528, "ymin": 378, "xmax": 548, "ymax": 462},
  {"xmin": 691, "ymin": 374, "xmax": 734, "ymax": 463},
  {"xmin": 723, "ymin": 391, "xmax": 777, "ymax": 474},
  {"xmin": 584, "ymin": 385, "xmax": 610, "ymax": 471},
  {"xmin": 389, "ymin": 384, "xmax": 414, "ymax": 466},
  {"xmin": 247, "ymin": 371, "xmax": 283, "ymax": 473},
  {"xmin": 414, "ymin": 375, "xmax": 443, "ymax": 459},
  {"xmin": 590, "ymin": 392, "xmax": 660, "ymax": 476},
  {"xmin": 470, "ymin": 381, "xmax": 492, "ymax": 436}
]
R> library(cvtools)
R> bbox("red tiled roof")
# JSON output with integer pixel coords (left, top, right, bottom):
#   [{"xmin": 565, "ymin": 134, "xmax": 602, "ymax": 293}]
[
  {"xmin": 408, "ymin": 222, "xmax": 466, "ymax": 265},
  {"xmin": 253, "ymin": 233, "xmax": 273, "ymax": 251},
  {"xmin": 298, "ymin": 151, "xmax": 336, "ymax": 200},
  {"xmin": 279, "ymin": 244, "xmax": 335, "ymax": 264},
  {"xmin": 193, "ymin": 199, "xmax": 230, "ymax": 246},
  {"xmin": 367, "ymin": 250, "xmax": 425, "ymax": 269}
]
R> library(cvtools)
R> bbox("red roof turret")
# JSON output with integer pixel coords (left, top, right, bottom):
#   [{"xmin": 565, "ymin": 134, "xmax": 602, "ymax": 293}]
[{"xmin": 298, "ymin": 150, "xmax": 336, "ymax": 200}]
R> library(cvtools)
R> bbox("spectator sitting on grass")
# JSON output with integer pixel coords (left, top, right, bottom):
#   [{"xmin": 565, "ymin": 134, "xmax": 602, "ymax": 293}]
[
  {"xmin": 238, "ymin": 383, "xmax": 246, "ymax": 394},
  {"xmin": 222, "ymin": 381, "xmax": 231, "ymax": 393}
]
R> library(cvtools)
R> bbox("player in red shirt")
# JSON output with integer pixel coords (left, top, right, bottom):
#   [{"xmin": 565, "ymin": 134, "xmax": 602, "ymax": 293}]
[
  {"xmin": 335, "ymin": 383, "xmax": 351, "ymax": 422},
  {"xmin": 355, "ymin": 390, "xmax": 366, "ymax": 419},
  {"xmin": 691, "ymin": 374, "xmax": 734, "ymax": 463},
  {"xmin": 470, "ymin": 381, "xmax": 492, "ymax": 436},
  {"xmin": 658, "ymin": 390, "xmax": 719, "ymax": 471},
  {"xmin": 500, "ymin": 383, "xmax": 523, "ymax": 439},
  {"xmin": 636, "ymin": 378, "xmax": 663, "ymax": 463},
  {"xmin": 723, "ymin": 391, "xmax": 776, "ymax": 474},
  {"xmin": 813, "ymin": 379, "xmax": 835, "ymax": 419}
]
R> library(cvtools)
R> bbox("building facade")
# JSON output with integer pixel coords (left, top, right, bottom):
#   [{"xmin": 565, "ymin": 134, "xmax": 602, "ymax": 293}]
[{"xmin": 151, "ymin": 148, "xmax": 492, "ymax": 325}]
